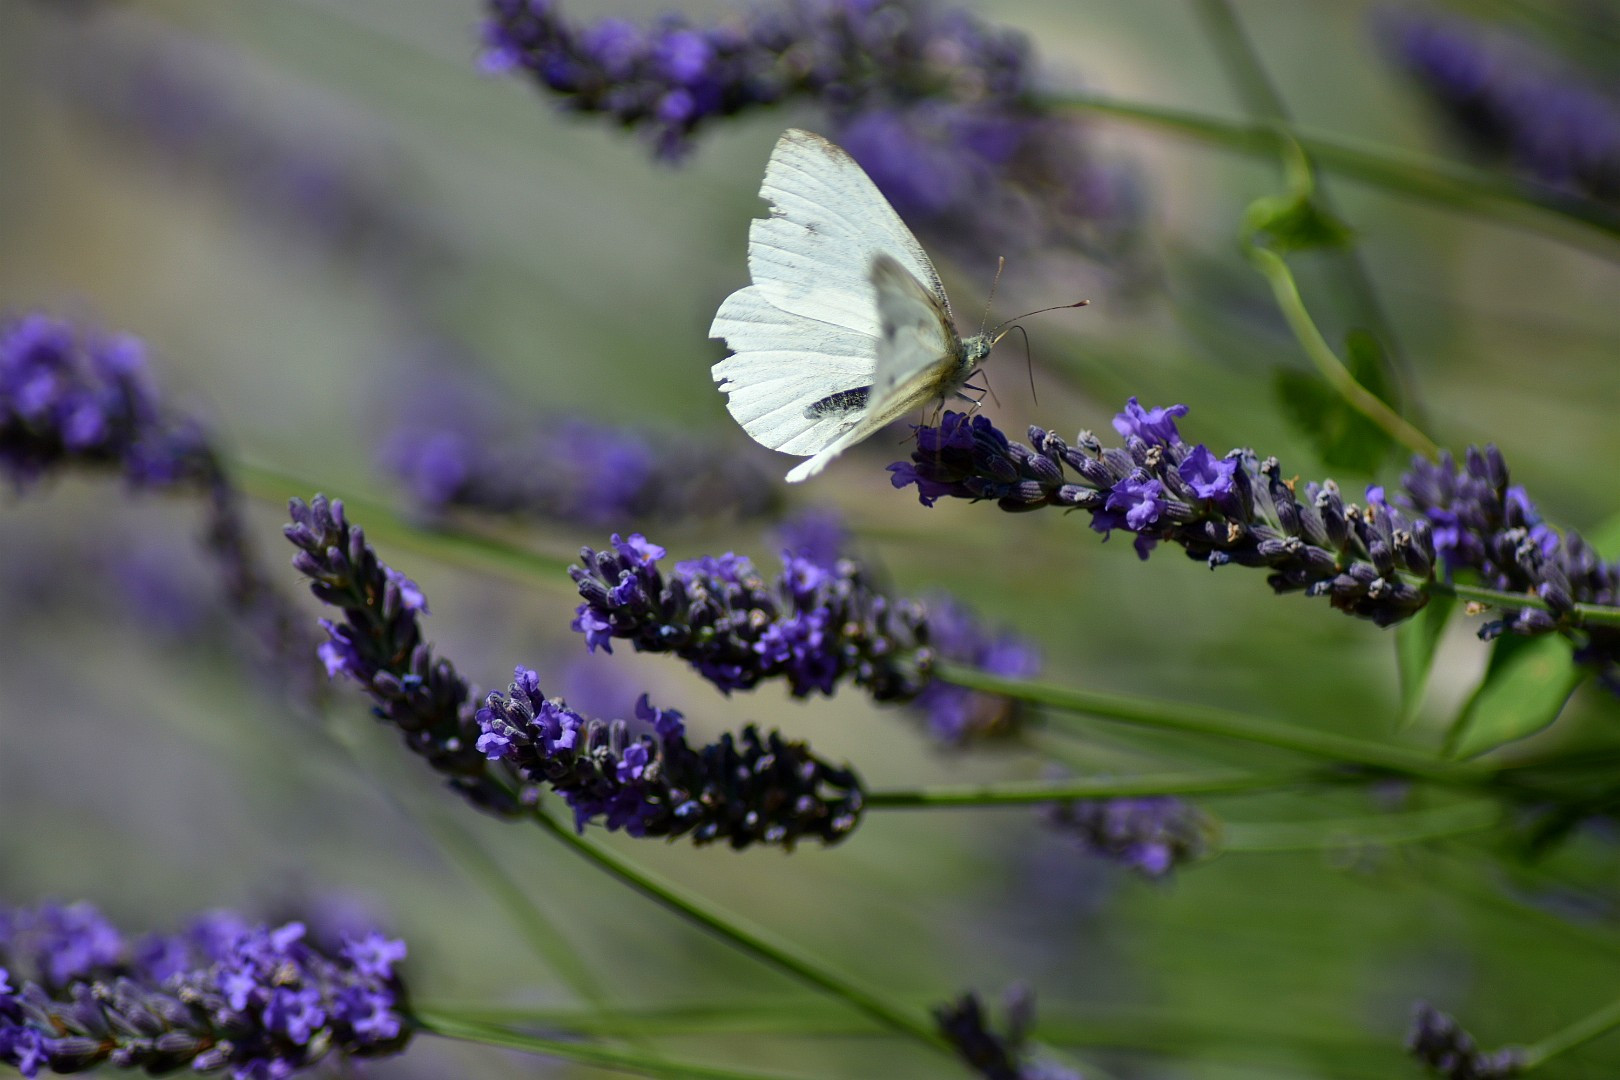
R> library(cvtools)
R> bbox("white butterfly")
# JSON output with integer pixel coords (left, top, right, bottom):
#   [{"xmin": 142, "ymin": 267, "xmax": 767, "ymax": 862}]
[{"xmin": 709, "ymin": 128, "xmax": 999, "ymax": 484}]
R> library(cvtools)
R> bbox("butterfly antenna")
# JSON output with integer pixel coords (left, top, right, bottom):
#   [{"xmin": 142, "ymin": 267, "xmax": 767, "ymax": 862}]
[
  {"xmin": 1009, "ymin": 323, "xmax": 1038, "ymax": 407},
  {"xmin": 977, "ymin": 256, "xmax": 1007, "ymax": 337},
  {"xmin": 991, "ymin": 298, "xmax": 1090, "ymax": 342}
]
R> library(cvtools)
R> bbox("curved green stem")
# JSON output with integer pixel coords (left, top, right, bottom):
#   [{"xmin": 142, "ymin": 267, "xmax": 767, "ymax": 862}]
[
  {"xmin": 865, "ymin": 769, "xmax": 1304, "ymax": 808},
  {"xmin": 1042, "ymin": 91, "xmax": 1620, "ymax": 255},
  {"xmin": 1244, "ymin": 244, "xmax": 1441, "ymax": 460},
  {"xmin": 1192, "ymin": 0, "xmax": 1417, "ymax": 411},
  {"xmin": 528, "ymin": 807, "xmax": 951, "ymax": 1057},
  {"xmin": 414, "ymin": 1009, "xmax": 807, "ymax": 1080},
  {"xmin": 1520, "ymin": 991, "xmax": 1620, "ymax": 1069},
  {"xmin": 1219, "ymin": 799, "xmax": 1500, "ymax": 853},
  {"xmin": 935, "ymin": 662, "xmax": 1485, "ymax": 786}
]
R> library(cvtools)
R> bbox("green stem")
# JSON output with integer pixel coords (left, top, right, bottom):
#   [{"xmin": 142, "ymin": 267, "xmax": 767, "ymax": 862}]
[
  {"xmin": 1219, "ymin": 799, "xmax": 1500, "ymax": 853},
  {"xmin": 414, "ymin": 1009, "xmax": 806, "ymax": 1080},
  {"xmin": 234, "ymin": 459, "xmax": 575, "ymax": 585},
  {"xmin": 1192, "ymin": 0, "xmax": 1418, "ymax": 416},
  {"xmin": 935, "ymin": 662, "xmax": 1484, "ymax": 785},
  {"xmin": 865, "ymin": 769, "xmax": 1302, "ymax": 808},
  {"xmin": 1520, "ymin": 992, "xmax": 1620, "ymax": 1069},
  {"xmin": 528, "ymin": 807, "xmax": 950, "ymax": 1057},
  {"xmin": 1244, "ymin": 244, "xmax": 1441, "ymax": 460},
  {"xmin": 1043, "ymin": 91, "xmax": 1620, "ymax": 255},
  {"xmin": 1425, "ymin": 576, "xmax": 1620, "ymax": 629}
]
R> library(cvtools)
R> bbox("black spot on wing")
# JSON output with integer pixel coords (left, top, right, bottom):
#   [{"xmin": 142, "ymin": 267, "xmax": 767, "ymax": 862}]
[{"xmin": 803, "ymin": 385, "xmax": 872, "ymax": 419}]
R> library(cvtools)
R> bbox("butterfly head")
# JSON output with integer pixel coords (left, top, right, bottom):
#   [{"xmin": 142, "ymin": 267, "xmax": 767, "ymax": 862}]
[{"xmin": 960, "ymin": 332, "xmax": 996, "ymax": 367}]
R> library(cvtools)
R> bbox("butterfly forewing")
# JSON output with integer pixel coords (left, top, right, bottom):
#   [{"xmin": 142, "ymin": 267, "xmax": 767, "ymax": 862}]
[{"xmin": 748, "ymin": 130, "xmax": 950, "ymax": 329}]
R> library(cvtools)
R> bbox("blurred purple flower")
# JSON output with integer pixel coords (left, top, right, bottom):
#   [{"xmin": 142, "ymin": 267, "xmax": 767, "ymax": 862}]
[
  {"xmin": 481, "ymin": 0, "xmax": 1138, "ymax": 255},
  {"xmin": 1379, "ymin": 10, "xmax": 1620, "ymax": 203},
  {"xmin": 0, "ymin": 902, "xmax": 410, "ymax": 1079}
]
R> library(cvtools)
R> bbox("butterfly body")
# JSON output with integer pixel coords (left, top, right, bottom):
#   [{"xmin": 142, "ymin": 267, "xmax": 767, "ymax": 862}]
[{"xmin": 710, "ymin": 129, "xmax": 990, "ymax": 483}]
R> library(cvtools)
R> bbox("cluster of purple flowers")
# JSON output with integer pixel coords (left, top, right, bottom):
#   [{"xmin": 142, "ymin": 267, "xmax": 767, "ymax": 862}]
[
  {"xmin": 1407, "ymin": 1003, "xmax": 1524, "ymax": 1079},
  {"xmin": 0, "ymin": 314, "xmax": 322, "ymax": 703},
  {"xmin": 476, "ymin": 668, "xmax": 863, "ymax": 846},
  {"xmin": 1045, "ymin": 795, "xmax": 1211, "ymax": 878},
  {"xmin": 934, "ymin": 988, "xmax": 1080, "ymax": 1080},
  {"xmin": 0, "ymin": 902, "xmax": 409, "ymax": 1079},
  {"xmin": 0, "ymin": 314, "xmax": 206, "ymax": 490},
  {"xmin": 481, "ymin": 0, "xmax": 1130, "ymax": 254},
  {"xmin": 1380, "ymin": 11, "xmax": 1620, "ymax": 203},
  {"xmin": 892, "ymin": 399, "xmax": 1438, "ymax": 628},
  {"xmin": 482, "ymin": 0, "xmax": 1028, "ymax": 159},
  {"xmin": 286, "ymin": 494, "xmax": 865, "ymax": 847},
  {"xmin": 383, "ymin": 412, "xmax": 777, "ymax": 528},
  {"xmin": 571, "ymin": 531, "xmax": 931, "ymax": 698},
  {"xmin": 570, "ymin": 520, "xmax": 1039, "ymax": 741},
  {"xmin": 1400, "ymin": 447, "xmax": 1620, "ymax": 687}
]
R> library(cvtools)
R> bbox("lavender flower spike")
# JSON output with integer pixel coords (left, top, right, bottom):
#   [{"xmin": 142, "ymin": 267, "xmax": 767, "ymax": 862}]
[
  {"xmin": 286, "ymin": 496, "xmax": 864, "ymax": 848},
  {"xmin": 570, "ymin": 531, "xmax": 932, "ymax": 700},
  {"xmin": 935, "ymin": 987, "xmax": 1082, "ymax": 1080},
  {"xmin": 1379, "ymin": 11, "xmax": 1620, "ymax": 205},
  {"xmin": 0, "ymin": 901, "xmax": 410, "ymax": 1079},
  {"xmin": 1406, "ymin": 1003, "xmax": 1525, "ymax": 1079},
  {"xmin": 1399, "ymin": 447, "xmax": 1620, "ymax": 689},
  {"xmin": 482, "ymin": 0, "xmax": 1029, "ymax": 161},
  {"xmin": 570, "ymin": 521, "xmax": 1041, "ymax": 743},
  {"xmin": 891, "ymin": 405, "xmax": 1436, "ymax": 628},
  {"xmin": 481, "ymin": 0, "xmax": 1130, "ymax": 256},
  {"xmin": 1045, "ymin": 795, "xmax": 1212, "ymax": 878}
]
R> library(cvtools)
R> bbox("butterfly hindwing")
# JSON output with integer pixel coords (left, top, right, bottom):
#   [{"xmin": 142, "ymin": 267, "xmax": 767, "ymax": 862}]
[{"xmin": 868, "ymin": 253, "xmax": 960, "ymax": 420}]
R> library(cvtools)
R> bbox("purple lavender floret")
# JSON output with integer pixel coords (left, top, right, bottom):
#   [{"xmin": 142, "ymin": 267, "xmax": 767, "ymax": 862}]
[
  {"xmin": 1379, "ymin": 11, "xmax": 1620, "ymax": 204},
  {"xmin": 0, "ymin": 902, "xmax": 410, "ymax": 1079},
  {"xmin": 1045, "ymin": 796, "xmax": 1211, "ymax": 878},
  {"xmin": 1406, "ymin": 1003, "xmax": 1525, "ymax": 1079},
  {"xmin": 1399, "ymin": 447, "xmax": 1620, "ymax": 687},
  {"xmin": 481, "ymin": 0, "xmax": 1130, "ymax": 255},
  {"xmin": 382, "ymin": 411, "xmax": 777, "ymax": 527},
  {"xmin": 287, "ymin": 495, "xmax": 864, "ymax": 847},
  {"xmin": 891, "ymin": 403, "xmax": 1437, "ymax": 627},
  {"xmin": 935, "ymin": 988, "xmax": 1081, "ymax": 1080}
]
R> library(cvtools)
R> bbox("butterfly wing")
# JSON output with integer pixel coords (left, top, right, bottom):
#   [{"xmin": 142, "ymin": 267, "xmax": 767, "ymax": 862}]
[
  {"xmin": 867, "ymin": 253, "xmax": 964, "ymax": 418},
  {"xmin": 779, "ymin": 256, "xmax": 963, "ymax": 484},
  {"xmin": 710, "ymin": 129, "xmax": 955, "ymax": 481}
]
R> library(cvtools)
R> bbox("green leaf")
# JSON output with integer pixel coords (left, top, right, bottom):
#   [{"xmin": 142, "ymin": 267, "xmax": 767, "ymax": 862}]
[
  {"xmin": 1273, "ymin": 335, "xmax": 1396, "ymax": 473},
  {"xmin": 1396, "ymin": 591, "xmax": 1456, "ymax": 727},
  {"xmin": 1243, "ymin": 191, "xmax": 1355, "ymax": 255},
  {"xmin": 1445, "ymin": 634, "xmax": 1586, "ymax": 760}
]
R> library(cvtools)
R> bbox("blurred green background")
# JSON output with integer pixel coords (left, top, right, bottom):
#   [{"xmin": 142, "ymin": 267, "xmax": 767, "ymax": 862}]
[{"xmin": 4, "ymin": 0, "xmax": 1620, "ymax": 1077}]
